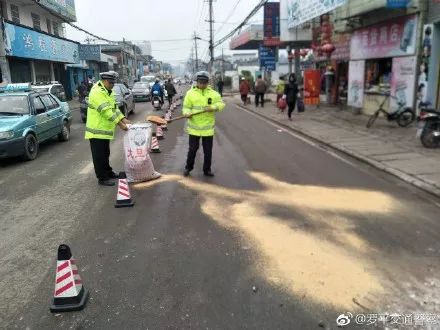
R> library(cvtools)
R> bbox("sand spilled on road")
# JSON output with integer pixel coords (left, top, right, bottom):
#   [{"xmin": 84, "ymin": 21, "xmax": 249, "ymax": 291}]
[{"xmin": 134, "ymin": 172, "xmax": 398, "ymax": 310}]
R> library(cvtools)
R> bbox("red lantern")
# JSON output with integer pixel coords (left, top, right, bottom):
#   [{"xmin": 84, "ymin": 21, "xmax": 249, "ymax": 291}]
[{"xmin": 321, "ymin": 43, "xmax": 336, "ymax": 55}]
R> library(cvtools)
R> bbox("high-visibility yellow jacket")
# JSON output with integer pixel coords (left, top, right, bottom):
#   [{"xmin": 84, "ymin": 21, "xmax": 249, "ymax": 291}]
[
  {"xmin": 276, "ymin": 81, "xmax": 285, "ymax": 95},
  {"xmin": 85, "ymin": 81, "xmax": 125, "ymax": 140},
  {"xmin": 182, "ymin": 86, "xmax": 225, "ymax": 137}
]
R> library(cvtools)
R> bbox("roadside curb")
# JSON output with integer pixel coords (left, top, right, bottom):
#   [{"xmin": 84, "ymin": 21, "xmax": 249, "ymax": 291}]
[{"xmin": 236, "ymin": 102, "xmax": 440, "ymax": 199}]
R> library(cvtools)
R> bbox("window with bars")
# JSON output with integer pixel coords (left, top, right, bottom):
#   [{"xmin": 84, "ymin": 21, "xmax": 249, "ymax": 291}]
[
  {"xmin": 46, "ymin": 19, "xmax": 52, "ymax": 34},
  {"xmin": 10, "ymin": 4, "xmax": 20, "ymax": 24},
  {"xmin": 53, "ymin": 22, "xmax": 59, "ymax": 36},
  {"xmin": 31, "ymin": 13, "xmax": 41, "ymax": 31}
]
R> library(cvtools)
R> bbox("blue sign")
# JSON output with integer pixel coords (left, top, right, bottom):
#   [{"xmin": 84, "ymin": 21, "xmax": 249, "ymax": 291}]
[
  {"xmin": 79, "ymin": 44, "xmax": 101, "ymax": 61},
  {"xmin": 386, "ymin": 0, "xmax": 409, "ymax": 8},
  {"xmin": 4, "ymin": 23, "xmax": 79, "ymax": 63},
  {"xmin": 39, "ymin": 0, "xmax": 76, "ymax": 22},
  {"xmin": 259, "ymin": 46, "xmax": 276, "ymax": 71}
]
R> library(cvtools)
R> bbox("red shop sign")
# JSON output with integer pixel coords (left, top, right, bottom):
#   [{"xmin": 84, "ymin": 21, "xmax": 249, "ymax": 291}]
[{"xmin": 350, "ymin": 14, "xmax": 418, "ymax": 60}]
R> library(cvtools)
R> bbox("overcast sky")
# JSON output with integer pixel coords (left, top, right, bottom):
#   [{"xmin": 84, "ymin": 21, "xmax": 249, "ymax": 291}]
[{"xmin": 66, "ymin": 0, "xmax": 263, "ymax": 64}]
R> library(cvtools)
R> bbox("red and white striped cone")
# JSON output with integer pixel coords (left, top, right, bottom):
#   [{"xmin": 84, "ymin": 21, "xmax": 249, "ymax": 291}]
[
  {"xmin": 115, "ymin": 172, "xmax": 134, "ymax": 208},
  {"xmin": 150, "ymin": 135, "xmax": 161, "ymax": 153},
  {"xmin": 50, "ymin": 244, "xmax": 89, "ymax": 313},
  {"xmin": 164, "ymin": 112, "xmax": 171, "ymax": 122},
  {"xmin": 156, "ymin": 125, "xmax": 164, "ymax": 140},
  {"xmin": 167, "ymin": 110, "xmax": 173, "ymax": 119}
]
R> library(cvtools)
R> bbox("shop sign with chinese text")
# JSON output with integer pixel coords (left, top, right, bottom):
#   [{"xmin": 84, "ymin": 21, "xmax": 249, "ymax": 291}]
[
  {"xmin": 284, "ymin": 0, "xmax": 346, "ymax": 29},
  {"xmin": 79, "ymin": 45, "xmax": 101, "ymax": 61},
  {"xmin": 350, "ymin": 15, "xmax": 418, "ymax": 60},
  {"xmin": 264, "ymin": 2, "xmax": 282, "ymax": 46},
  {"xmin": 259, "ymin": 46, "xmax": 276, "ymax": 71},
  {"xmin": 39, "ymin": 0, "xmax": 76, "ymax": 22},
  {"xmin": 4, "ymin": 23, "xmax": 79, "ymax": 63},
  {"xmin": 303, "ymin": 70, "xmax": 320, "ymax": 105},
  {"xmin": 390, "ymin": 56, "xmax": 416, "ymax": 111}
]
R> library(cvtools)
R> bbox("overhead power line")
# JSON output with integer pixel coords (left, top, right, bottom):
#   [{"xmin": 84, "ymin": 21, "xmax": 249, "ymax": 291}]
[
  {"xmin": 32, "ymin": 0, "xmax": 117, "ymax": 43},
  {"xmin": 214, "ymin": 0, "xmax": 269, "ymax": 48},
  {"xmin": 214, "ymin": 0, "xmax": 242, "ymax": 37}
]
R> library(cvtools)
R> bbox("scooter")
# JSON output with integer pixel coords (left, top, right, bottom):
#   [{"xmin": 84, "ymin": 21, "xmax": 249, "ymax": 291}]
[
  {"xmin": 417, "ymin": 102, "xmax": 440, "ymax": 148},
  {"xmin": 152, "ymin": 90, "xmax": 162, "ymax": 111}
]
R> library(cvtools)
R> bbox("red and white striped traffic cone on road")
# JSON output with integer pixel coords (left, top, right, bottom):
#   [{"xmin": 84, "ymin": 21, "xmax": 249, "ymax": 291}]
[
  {"xmin": 50, "ymin": 244, "xmax": 89, "ymax": 313},
  {"xmin": 115, "ymin": 172, "xmax": 134, "ymax": 208},
  {"xmin": 150, "ymin": 135, "xmax": 161, "ymax": 153},
  {"xmin": 156, "ymin": 125, "xmax": 164, "ymax": 140}
]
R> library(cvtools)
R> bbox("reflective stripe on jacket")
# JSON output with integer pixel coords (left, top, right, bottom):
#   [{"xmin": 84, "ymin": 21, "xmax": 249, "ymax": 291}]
[
  {"xmin": 182, "ymin": 86, "xmax": 225, "ymax": 137},
  {"xmin": 84, "ymin": 81, "xmax": 125, "ymax": 140}
]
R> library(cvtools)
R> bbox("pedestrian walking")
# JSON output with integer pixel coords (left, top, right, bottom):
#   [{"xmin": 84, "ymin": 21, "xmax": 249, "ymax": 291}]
[
  {"xmin": 164, "ymin": 78, "xmax": 177, "ymax": 109},
  {"xmin": 275, "ymin": 76, "xmax": 285, "ymax": 103},
  {"xmin": 284, "ymin": 73, "xmax": 299, "ymax": 121},
  {"xmin": 85, "ymin": 71, "xmax": 131, "ymax": 186},
  {"xmin": 239, "ymin": 77, "xmax": 250, "ymax": 105},
  {"xmin": 254, "ymin": 75, "xmax": 267, "ymax": 107},
  {"xmin": 217, "ymin": 78, "xmax": 224, "ymax": 97},
  {"xmin": 182, "ymin": 71, "xmax": 225, "ymax": 177},
  {"xmin": 77, "ymin": 80, "xmax": 88, "ymax": 102}
]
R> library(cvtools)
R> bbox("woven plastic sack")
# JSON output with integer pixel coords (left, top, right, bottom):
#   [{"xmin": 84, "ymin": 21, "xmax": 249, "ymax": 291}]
[{"xmin": 123, "ymin": 123, "xmax": 161, "ymax": 183}]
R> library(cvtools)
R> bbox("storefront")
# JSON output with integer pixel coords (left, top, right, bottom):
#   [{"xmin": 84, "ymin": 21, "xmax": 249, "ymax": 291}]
[
  {"xmin": 423, "ymin": 1, "xmax": 440, "ymax": 110},
  {"xmin": 348, "ymin": 14, "xmax": 419, "ymax": 115},
  {"xmin": 3, "ymin": 22, "xmax": 79, "ymax": 88},
  {"xmin": 314, "ymin": 33, "xmax": 351, "ymax": 105}
]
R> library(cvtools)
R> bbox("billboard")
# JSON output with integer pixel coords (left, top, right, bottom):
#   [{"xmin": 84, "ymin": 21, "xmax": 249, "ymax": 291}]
[
  {"xmin": 350, "ymin": 15, "xmax": 418, "ymax": 60},
  {"xmin": 39, "ymin": 0, "xmax": 76, "ymax": 22},
  {"xmin": 259, "ymin": 46, "xmax": 276, "ymax": 71},
  {"xmin": 283, "ymin": 0, "xmax": 346, "ymax": 29},
  {"xmin": 4, "ymin": 22, "xmax": 79, "ymax": 63},
  {"xmin": 79, "ymin": 45, "xmax": 101, "ymax": 61},
  {"xmin": 390, "ymin": 56, "xmax": 416, "ymax": 111},
  {"xmin": 264, "ymin": 2, "xmax": 281, "ymax": 46}
]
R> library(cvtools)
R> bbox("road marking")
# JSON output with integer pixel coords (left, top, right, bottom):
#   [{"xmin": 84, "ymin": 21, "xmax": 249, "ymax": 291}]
[
  {"xmin": 79, "ymin": 162, "xmax": 93, "ymax": 175},
  {"xmin": 237, "ymin": 105, "xmax": 357, "ymax": 167}
]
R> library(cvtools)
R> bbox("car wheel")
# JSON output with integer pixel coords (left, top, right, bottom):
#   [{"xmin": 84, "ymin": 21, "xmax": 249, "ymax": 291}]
[
  {"xmin": 21, "ymin": 134, "xmax": 39, "ymax": 161},
  {"xmin": 58, "ymin": 121, "xmax": 70, "ymax": 142}
]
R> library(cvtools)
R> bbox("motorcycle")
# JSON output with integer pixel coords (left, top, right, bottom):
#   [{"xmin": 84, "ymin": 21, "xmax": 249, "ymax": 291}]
[
  {"xmin": 152, "ymin": 90, "xmax": 162, "ymax": 110},
  {"xmin": 417, "ymin": 102, "xmax": 440, "ymax": 148}
]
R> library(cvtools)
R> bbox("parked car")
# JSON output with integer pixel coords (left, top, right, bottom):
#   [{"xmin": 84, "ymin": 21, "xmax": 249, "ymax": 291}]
[
  {"xmin": 80, "ymin": 83, "xmax": 135, "ymax": 123},
  {"xmin": 32, "ymin": 81, "xmax": 67, "ymax": 102},
  {"xmin": 0, "ymin": 83, "xmax": 72, "ymax": 161},
  {"xmin": 132, "ymin": 82, "xmax": 151, "ymax": 102}
]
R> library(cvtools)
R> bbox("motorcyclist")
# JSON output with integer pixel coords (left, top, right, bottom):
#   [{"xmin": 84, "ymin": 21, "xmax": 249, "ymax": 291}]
[{"xmin": 151, "ymin": 79, "xmax": 164, "ymax": 105}]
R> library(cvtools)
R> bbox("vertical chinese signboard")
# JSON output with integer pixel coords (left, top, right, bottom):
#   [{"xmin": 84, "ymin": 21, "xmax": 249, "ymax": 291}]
[
  {"xmin": 285, "ymin": 0, "xmax": 346, "ymax": 29},
  {"xmin": 348, "ymin": 60, "xmax": 365, "ymax": 108},
  {"xmin": 350, "ymin": 15, "xmax": 418, "ymax": 60},
  {"xmin": 391, "ymin": 56, "xmax": 416, "ymax": 111},
  {"xmin": 264, "ymin": 2, "xmax": 281, "ymax": 47},
  {"xmin": 259, "ymin": 46, "xmax": 276, "ymax": 71},
  {"xmin": 304, "ymin": 70, "xmax": 320, "ymax": 105}
]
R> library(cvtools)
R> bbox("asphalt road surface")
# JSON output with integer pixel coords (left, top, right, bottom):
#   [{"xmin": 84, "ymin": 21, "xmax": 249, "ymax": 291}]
[{"xmin": 1, "ymin": 87, "xmax": 440, "ymax": 329}]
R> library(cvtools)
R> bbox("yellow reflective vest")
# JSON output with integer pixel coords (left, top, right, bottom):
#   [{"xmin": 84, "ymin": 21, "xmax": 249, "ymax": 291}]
[
  {"xmin": 182, "ymin": 86, "xmax": 225, "ymax": 137},
  {"xmin": 84, "ymin": 81, "xmax": 125, "ymax": 140}
]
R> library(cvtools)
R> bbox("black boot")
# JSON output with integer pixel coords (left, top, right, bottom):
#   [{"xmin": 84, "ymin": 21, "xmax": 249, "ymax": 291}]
[{"xmin": 98, "ymin": 179, "xmax": 116, "ymax": 186}]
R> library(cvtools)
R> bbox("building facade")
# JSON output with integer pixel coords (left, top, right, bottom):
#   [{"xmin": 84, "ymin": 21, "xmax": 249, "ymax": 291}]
[{"xmin": 0, "ymin": 0, "xmax": 79, "ymax": 93}]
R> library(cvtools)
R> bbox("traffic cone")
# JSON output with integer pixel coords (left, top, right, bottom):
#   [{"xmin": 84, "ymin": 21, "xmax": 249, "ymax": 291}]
[
  {"xmin": 150, "ymin": 135, "xmax": 161, "ymax": 153},
  {"xmin": 156, "ymin": 125, "xmax": 164, "ymax": 140},
  {"xmin": 167, "ymin": 110, "xmax": 173, "ymax": 119},
  {"xmin": 115, "ymin": 172, "xmax": 134, "ymax": 208},
  {"xmin": 50, "ymin": 244, "xmax": 89, "ymax": 313},
  {"xmin": 164, "ymin": 112, "xmax": 171, "ymax": 122}
]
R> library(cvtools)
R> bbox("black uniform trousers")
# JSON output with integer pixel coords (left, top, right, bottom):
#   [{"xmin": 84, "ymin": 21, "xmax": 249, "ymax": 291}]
[
  {"xmin": 185, "ymin": 135, "xmax": 213, "ymax": 173},
  {"xmin": 89, "ymin": 138, "xmax": 113, "ymax": 181}
]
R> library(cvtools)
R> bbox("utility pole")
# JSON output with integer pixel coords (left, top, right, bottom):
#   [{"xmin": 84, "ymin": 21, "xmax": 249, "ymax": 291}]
[
  {"xmin": 208, "ymin": 0, "xmax": 214, "ymax": 76},
  {"xmin": 221, "ymin": 48, "xmax": 224, "ymax": 79},
  {"xmin": 193, "ymin": 32, "xmax": 199, "ymax": 72}
]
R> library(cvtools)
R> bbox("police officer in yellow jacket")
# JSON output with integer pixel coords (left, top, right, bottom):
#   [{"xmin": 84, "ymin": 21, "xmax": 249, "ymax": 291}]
[
  {"xmin": 85, "ymin": 71, "xmax": 131, "ymax": 186},
  {"xmin": 182, "ymin": 71, "xmax": 225, "ymax": 177}
]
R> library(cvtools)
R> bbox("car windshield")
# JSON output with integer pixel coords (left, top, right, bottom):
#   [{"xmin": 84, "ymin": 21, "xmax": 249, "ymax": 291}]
[
  {"xmin": 0, "ymin": 95, "xmax": 30, "ymax": 115},
  {"xmin": 133, "ymin": 83, "xmax": 148, "ymax": 89}
]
